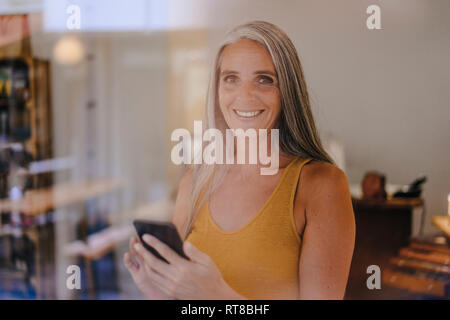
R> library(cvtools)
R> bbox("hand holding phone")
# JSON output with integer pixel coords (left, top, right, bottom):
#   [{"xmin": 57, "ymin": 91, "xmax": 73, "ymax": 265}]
[{"xmin": 133, "ymin": 220, "xmax": 189, "ymax": 263}]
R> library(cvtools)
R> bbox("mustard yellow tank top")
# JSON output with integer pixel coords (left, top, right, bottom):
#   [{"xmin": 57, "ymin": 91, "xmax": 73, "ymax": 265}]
[{"xmin": 186, "ymin": 156, "xmax": 312, "ymax": 299}]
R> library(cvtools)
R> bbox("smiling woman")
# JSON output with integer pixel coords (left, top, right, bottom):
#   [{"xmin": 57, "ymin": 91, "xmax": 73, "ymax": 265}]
[{"xmin": 124, "ymin": 20, "xmax": 356, "ymax": 300}]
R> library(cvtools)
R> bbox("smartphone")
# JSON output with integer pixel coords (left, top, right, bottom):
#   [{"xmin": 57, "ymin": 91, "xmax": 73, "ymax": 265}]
[{"xmin": 133, "ymin": 220, "xmax": 188, "ymax": 263}]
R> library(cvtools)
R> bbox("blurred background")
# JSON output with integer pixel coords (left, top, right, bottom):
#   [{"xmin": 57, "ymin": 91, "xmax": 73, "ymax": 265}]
[{"xmin": 0, "ymin": 0, "xmax": 449, "ymax": 300}]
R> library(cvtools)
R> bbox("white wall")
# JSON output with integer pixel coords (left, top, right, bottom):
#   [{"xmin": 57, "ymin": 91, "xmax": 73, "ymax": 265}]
[{"xmin": 206, "ymin": 0, "xmax": 450, "ymax": 234}]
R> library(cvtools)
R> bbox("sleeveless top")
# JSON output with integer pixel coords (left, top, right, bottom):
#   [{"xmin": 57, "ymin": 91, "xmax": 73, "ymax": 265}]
[{"xmin": 185, "ymin": 156, "xmax": 313, "ymax": 299}]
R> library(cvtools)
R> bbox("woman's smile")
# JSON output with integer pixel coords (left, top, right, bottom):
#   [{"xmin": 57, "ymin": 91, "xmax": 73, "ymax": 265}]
[{"xmin": 233, "ymin": 109, "xmax": 265, "ymax": 119}]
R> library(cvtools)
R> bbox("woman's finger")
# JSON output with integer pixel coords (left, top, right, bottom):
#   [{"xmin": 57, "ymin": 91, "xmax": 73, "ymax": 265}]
[
  {"xmin": 132, "ymin": 251, "xmax": 145, "ymax": 267},
  {"xmin": 123, "ymin": 252, "xmax": 138, "ymax": 272},
  {"xmin": 142, "ymin": 234, "xmax": 187, "ymax": 266},
  {"xmin": 129, "ymin": 237, "xmax": 140, "ymax": 254},
  {"xmin": 133, "ymin": 242, "xmax": 178, "ymax": 279},
  {"xmin": 130, "ymin": 237, "xmax": 150, "ymax": 267},
  {"xmin": 183, "ymin": 241, "xmax": 211, "ymax": 265},
  {"xmin": 142, "ymin": 264, "xmax": 176, "ymax": 297}
]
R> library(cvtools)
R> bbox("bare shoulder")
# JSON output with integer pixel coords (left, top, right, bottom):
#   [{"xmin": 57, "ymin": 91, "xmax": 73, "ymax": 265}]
[
  {"xmin": 296, "ymin": 160, "xmax": 352, "ymax": 218},
  {"xmin": 302, "ymin": 160, "xmax": 348, "ymax": 191}
]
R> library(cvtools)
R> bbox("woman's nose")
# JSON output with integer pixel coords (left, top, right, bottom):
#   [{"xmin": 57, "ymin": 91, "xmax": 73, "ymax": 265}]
[{"xmin": 235, "ymin": 81, "xmax": 257, "ymax": 104}]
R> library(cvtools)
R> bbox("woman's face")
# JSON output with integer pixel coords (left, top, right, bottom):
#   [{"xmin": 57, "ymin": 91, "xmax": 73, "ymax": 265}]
[{"xmin": 218, "ymin": 39, "xmax": 281, "ymax": 131}]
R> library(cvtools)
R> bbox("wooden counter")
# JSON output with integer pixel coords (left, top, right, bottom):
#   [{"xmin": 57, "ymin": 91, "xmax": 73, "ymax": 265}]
[{"xmin": 345, "ymin": 197, "xmax": 424, "ymax": 299}]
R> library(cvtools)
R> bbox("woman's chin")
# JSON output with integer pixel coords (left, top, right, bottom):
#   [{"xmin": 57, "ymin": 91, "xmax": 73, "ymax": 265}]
[
  {"xmin": 228, "ymin": 124, "xmax": 265, "ymax": 132},
  {"xmin": 227, "ymin": 119, "xmax": 270, "ymax": 132}
]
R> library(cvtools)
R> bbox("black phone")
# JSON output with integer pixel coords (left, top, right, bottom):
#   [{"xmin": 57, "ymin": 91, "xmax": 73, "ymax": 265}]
[{"xmin": 133, "ymin": 220, "xmax": 188, "ymax": 263}]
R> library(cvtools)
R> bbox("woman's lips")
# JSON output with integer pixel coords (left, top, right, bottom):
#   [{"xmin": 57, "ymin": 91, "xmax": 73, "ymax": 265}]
[{"xmin": 233, "ymin": 109, "xmax": 265, "ymax": 119}]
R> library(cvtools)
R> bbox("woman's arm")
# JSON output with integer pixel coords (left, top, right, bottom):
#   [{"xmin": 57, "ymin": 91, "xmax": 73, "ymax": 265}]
[{"xmin": 296, "ymin": 162, "xmax": 356, "ymax": 299}]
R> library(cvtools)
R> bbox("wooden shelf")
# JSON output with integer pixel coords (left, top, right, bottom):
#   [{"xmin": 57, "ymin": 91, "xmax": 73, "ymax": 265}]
[
  {"xmin": 0, "ymin": 178, "xmax": 126, "ymax": 215},
  {"xmin": 382, "ymin": 268, "xmax": 447, "ymax": 298},
  {"xmin": 64, "ymin": 225, "xmax": 134, "ymax": 260},
  {"xmin": 382, "ymin": 234, "xmax": 450, "ymax": 299}
]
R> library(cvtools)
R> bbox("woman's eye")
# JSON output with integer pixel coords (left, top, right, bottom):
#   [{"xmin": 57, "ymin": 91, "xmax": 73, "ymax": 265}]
[
  {"xmin": 258, "ymin": 76, "xmax": 274, "ymax": 84},
  {"xmin": 224, "ymin": 75, "xmax": 237, "ymax": 83}
]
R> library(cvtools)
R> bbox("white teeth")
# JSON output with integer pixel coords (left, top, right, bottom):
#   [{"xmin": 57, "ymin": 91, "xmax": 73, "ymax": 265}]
[{"xmin": 234, "ymin": 110, "xmax": 264, "ymax": 118}]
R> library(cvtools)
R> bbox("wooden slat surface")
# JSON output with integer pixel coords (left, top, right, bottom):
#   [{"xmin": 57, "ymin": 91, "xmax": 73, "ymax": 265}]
[
  {"xmin": 382, "ymin": 268, "xmax": 446, "ymax": 298},
  {"xmin": 0, "ymin": 178, "xmax": 126, "ymax": 216},
  {"xmin": 410, "ymin": 241, "xmax": 450, "ymax": 255},
  {"xmin": 389, "ymin": 257, "xmax": 450, "ymax": 275},
  {"xmin": 399, "ymin": 248, "xmax": 450, "ymax": 266}
]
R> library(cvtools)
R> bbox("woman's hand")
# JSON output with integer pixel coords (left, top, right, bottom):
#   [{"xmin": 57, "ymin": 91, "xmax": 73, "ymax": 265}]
[
  {"xmin": 123, "ymin": 237, "xmax": 173, "ymax": 299},
  {"xmin": 132, "ymin": 234, "xmax": 245, "ymax": 300}
]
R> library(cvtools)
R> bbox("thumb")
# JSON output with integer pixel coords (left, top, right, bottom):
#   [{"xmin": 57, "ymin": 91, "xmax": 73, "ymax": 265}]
[{"xmin": 183, "ymin": 241, "xmax": 211, "ymax": 264}]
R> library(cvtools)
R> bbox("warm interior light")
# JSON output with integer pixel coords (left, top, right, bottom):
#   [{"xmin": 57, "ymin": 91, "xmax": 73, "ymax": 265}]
[{"xmin": 53, "ymin": 35, "xmax": 84, "ymax": 65}]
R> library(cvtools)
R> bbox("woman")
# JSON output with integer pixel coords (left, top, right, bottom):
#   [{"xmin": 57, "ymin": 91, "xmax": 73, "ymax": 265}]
[{"xmin": 124, "ymin": 21, "xmax": 355, "ymax": 300}]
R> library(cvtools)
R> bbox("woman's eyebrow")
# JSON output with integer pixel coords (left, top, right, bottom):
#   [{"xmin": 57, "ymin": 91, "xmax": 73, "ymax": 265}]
[
  {"xmin": 220, "ymin": 70, "xmax": 277, "ymax": 77},
  {"xmin": 254, "ymin": 70, "xmax": 277, "ymax": 77},
  {"xmin": 220, "ymin": 70, "xmax": 238, "ymax": 76}
]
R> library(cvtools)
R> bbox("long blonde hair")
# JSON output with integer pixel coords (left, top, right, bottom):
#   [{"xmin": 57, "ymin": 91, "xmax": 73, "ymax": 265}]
[{"xmin": 181, "ymin": 20, "xmax": 334, "ymax": 240}]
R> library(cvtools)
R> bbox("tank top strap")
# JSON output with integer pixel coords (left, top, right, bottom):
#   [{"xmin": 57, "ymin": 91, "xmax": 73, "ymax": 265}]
[
  {"xmin": 270, "ymin": 156, "xmax": 313, "ymax": 206},
  {"xmin": 289, "ymin": 157, "xmax": 313, "ymax": 188}
]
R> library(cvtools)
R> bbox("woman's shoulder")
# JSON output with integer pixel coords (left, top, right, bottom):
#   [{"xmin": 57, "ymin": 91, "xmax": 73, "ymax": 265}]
[
  {"xmin": 303, "ymin": 160, "xmax": 347, "ymax": 184},
  {"xmin": 297, "ymin": 159, "xmax": 350, "ymax": 207}
]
